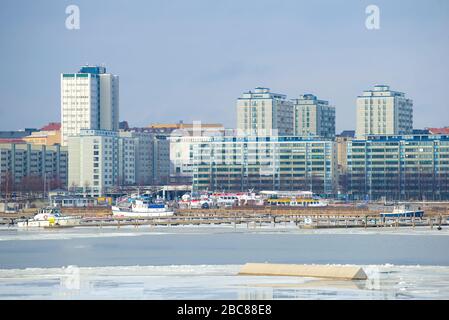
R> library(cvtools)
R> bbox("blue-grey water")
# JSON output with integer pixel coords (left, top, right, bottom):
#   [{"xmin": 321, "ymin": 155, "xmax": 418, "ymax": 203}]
[
  {"xmin": 1, "ymin": 226, "xmax": 449, "ymax": 299},
  {"xmin": 1, "ymin": 226, "xmax": 449, "ymax": 269}
]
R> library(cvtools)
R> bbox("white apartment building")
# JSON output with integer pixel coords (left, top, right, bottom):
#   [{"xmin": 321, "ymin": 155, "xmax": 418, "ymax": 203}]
[
  {"xmin": 169, "ymin": 135, "xmax": 213, "ymax": 184},
  {"xmin": 68, "ymin": 130, "xmax": 135, "ymax": 196},
  {"xmin": 356, "ymin": 85, "xmax": 413, "ymax": 139},
  {"xmin": 119, "ymin": 130, "xmax": 156, "ymax": 185},
  {"xmin": 152, "ymin": 135, "xmax": 170, "ymax": 185},
  {"xmin": 293, "ymin": 94, "xmax": 335, "ymax": 139},
  {"xmin": 236, "ymin": 87, "xmax": 294, "ymax": 136},
  {"xmin": 61, "ymin": 66, "xmax": 119, "ymax": 146}
]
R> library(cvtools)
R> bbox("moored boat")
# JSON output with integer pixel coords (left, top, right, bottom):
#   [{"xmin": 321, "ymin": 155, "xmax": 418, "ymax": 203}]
[
  {"xmin": 112, "ymin": 197, "xmax": 174, "ymax": 217},
  {"xmin": 380, "ymin": 205, "xmax": 424, "ymax": 218},
  {"xmin": 17, "ymin": 207, "xmax": 81, "ymax": 228}
]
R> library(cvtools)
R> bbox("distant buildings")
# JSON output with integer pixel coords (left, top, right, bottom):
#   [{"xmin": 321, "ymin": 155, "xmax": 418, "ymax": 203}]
[
  {"xmin": 167, "ymin": 122, "xmax": 226, "ymax": 184},
  {"xmin": 0, "ymin": 143, "xmax": 68, "ymax": 191},
  {"xmin": 189, "ymin": 136, "xmax": 337, "ymax": 194},
  {"xmin": 61, "ymin": 65, "xmax": 119, "ymax": 146},
  {"xmin": 427, "ymin": 127, "xmax": 449, "ymax": 135},
  {"xmin": 119, "ymin": 129, "xmax": 171, "ymax": 186},
  {"xmin": 0, "ymin": 128, "xmax": 38, "ymax": 144},
  {"xmin": 237, "ymin": 87, "xmax": 294, "ymax": 136},
  {"xmin": 68, "ymin": 129, "xmax": 129, "ymax": 196},
  {"xmin": 293, "ymin": 94, "xmax": 335, "ymax": 139},
  {"xmin": 335, "ymin": 130, "xmax": 355, "ymax": 193},
  {"xmin": 23, "ymin": 122, "xmax": 61, "ymax": 146},
  {"xmin": 9, "ymin": 70, "xmax": 449, "ymax": 201},
  {"xmin": 148, "ymin": 122, "xmax": 224, "ymax": 135},
  {"xmin": 347, "ymin": 134, "xmax": 449, "ymax": 200},
  {"xmin": 356, "ymin": 85, "xmax": 413, "ymax": 139}
]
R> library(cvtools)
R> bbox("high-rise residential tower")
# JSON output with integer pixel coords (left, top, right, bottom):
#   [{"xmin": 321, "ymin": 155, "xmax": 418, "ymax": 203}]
[
  {"xmin": 61, "ymin": 65, "xmax": 119, "ymax": 146},
  {"xmin": 236, "ymin": 87, "xmax": 294, "ymax": 136},
  {"xmin": 356, "ymin": 85, "xmax": 413, "ymax": 139},
  {"xmin": 292, "ymin": 94, "xmax": 335, "ymax": 139}
]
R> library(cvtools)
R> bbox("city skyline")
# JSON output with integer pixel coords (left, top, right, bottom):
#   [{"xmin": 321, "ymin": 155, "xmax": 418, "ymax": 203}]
[{"xmin": 0, "ymin": 0, "xmax": 448, "ymax": 132}]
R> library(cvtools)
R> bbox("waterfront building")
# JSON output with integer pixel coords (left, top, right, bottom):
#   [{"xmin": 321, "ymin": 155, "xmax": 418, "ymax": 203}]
[
  {"xmin": 119, "ymin": 130, "xmax": 152, "ymax": 186},
  {"xmin": 293, "ymin": 94, "xmax": 335, "ymax": 139},
  {"xmin": 23, "ymin": 122, "xmax": 61, "ymax": 146},
  {"xmin": 236, "ymin": 87, "xmax": 294, "ymax": 136},
  {"xmin": 61, "ymin": 65, "xmax": 119, "ymax": 146},
  {"xmin": 335, "ymin": 130, "xmax": 355, "ymax": 193},
  {"xmin": 347, "ymin": 134, "xmax": 449, "ymax": 200},
  {"xmin": 190, "ymin": 136, "xmax": 336, "ymax": 194},
  {"xmin": 169, "ymin": 135, "xmax": 214, "ymax": 185},
  {"xmin": 119, "ymin": 128, "xmax": 171, "ymax": 185},
  {"xmin": 68, "ymin": 129, "xmax": 135, "ymax": 196},
  {"xmin": 0, "ymin": 143, "xmax": 68, "ymax": 190},
  {"xmin": 152, "ymin": 135, "xmax": 170, "ymax": 185},
  {"xmin": 356, "ymin": 85, "xmax": 413, "ymax": 139}
]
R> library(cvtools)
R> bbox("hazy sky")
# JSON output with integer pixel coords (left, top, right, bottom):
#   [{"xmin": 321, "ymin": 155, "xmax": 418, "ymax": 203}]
[{"xmin": 0, "ymin": 0, "xmax": 448, "ymax": 132}]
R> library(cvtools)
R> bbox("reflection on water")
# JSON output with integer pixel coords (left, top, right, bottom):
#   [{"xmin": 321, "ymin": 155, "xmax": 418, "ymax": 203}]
[{"xmin": 1, "ymin": 264, "xmax": 449, "ymax": 300}]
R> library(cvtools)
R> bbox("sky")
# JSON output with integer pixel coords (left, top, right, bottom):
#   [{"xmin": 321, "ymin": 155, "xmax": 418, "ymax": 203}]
[{"xmin": 0, "ymin": 0, "xmax": 448, "ymax": 132}]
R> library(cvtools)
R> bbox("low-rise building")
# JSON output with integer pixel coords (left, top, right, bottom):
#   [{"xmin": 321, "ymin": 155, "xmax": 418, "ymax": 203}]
[
  {"xmin": 347, "ymin": 134, "xmax": 449, "ymax": 200},
  {"xmin": 0, "ymin": 143, "xmax": 68, "ymax": 191},
  {"xmin": 190, "ymin": 136, "xmax": 337, "ymax": 194},
  {"xmin": 23, "ymin": 122, "xmax": 61, "ymax": 146}
]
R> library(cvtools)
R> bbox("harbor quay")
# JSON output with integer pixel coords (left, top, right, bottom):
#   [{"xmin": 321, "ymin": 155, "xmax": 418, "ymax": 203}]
[{"xmin": 2, "ymin": 204, "xmax": 448, "ymax": 230}]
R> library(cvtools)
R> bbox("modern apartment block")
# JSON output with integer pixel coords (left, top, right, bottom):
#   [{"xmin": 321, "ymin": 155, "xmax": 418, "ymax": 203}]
[
  {"xmin": 169, "ymin": 136, "xmax": 213, "ymax": 185},
  {"xmin": 293, "ymin": 94, "xmax": 335, "ymax": 139},
  {"xmin": 236, "ymin": 87, "xmax": 294, "ymax": 136},
  {"xmin": 190, "ymin": 136, "xmax": 336, "ymax": 194},
  {"xmin": 347, "ymin": 134, "xmax": 449, "ymax": 200},
  {"xmin": 152, "ymin": 135, "xmax": 170, "ymax": 185},
  {"xmin": 118, "ymin": 130, "xmax": 152, "ymax": 185},
  {"xmin": 356, "ymin": 85, "xmax": 413, "ymax": 139},
  {"xmin": 0, "ymin": 143, "xmax": 68, "ymax": 190},
  {"xmin": 68, "ymin": 130, "xmax": 135, "ymax": 195},
  {"xmin": 119, "ymin": 129, "xmax": 171, "ymax": 185},
  {"xmin": 335, "ymin": 130, "xmax": 355, "ymax": 192},
  {"xmin": 61, "ymin": 65, "xmax": 119, "ymax": 146}
]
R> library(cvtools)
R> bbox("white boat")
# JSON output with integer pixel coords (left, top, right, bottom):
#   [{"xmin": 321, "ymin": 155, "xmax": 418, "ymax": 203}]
[
  {"xmin": 112, "ymin": 198, "xmax": 174, "ymax": 217},
  {"xmin": 17, "ymin": 207, "xmax": 81, "ymax": 228},
  {"xmin": 380, "ymin": 205, "xmax": 424, "ymax": 218},
  {"xmin": 261, "ymin": 191, "xmax": 328, "ymax": 207}
]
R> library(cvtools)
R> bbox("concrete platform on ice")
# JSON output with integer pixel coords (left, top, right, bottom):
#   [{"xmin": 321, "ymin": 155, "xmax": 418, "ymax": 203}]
[{"xmin": 238, "ymin": 263, "xmax": 368, "ymax": 280}]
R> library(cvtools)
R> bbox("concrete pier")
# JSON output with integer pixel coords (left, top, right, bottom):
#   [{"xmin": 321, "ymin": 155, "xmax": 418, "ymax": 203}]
[{"xmin": 238, "ymin": 263, "xmax": 368, "ymax": 280}]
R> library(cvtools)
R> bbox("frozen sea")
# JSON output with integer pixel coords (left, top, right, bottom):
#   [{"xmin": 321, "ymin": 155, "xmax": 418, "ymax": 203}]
[{"xmin": 0, "ymin": 224, "xmax": 449, "ymax": 299}]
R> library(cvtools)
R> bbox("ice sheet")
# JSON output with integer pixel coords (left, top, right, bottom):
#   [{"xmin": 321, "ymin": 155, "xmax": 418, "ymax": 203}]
[{"xmin": 0, "ymin": 264, "xmax": 449, "ymax": 300}]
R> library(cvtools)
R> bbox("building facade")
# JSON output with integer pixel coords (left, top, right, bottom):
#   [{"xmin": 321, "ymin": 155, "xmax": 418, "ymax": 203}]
[
  {"xmin": 293, "ymin": 94, "xmax": 335, "ymax": 139},
  {"xmin": 152, "ymin": 135, "xmax": 170, "ymax": 185},
  {"xmin": 23, "ymin": 123, "xmax": 61, "ymax": 146},
  {"xmin": 61, "ymin": 65, "xmax": 119, "ymax": 146},
  {"xmin": 68, "ymin": 130, "xmax": 135, "ymax": 196},
  {"xmin": 237, "ymin": 87, "xmax": 294, "ymax": 136},
  {"xmin": 356, "ymin": 85, "xmax": 413, "ymax": 139},
  {"xmin": 170, "ymin": 136, "xmax": 213, "ymax": 185},
  {"xmin": 190, "ymin": 136, "xmax": 336, "ymax": 194},
  {"xmin": 0, "ymin": 143, "xmax": 68, "ymax": 191},
  {"xmin": 347, "ymin": 134, "xmax": 449, "ymax": 200},
  {"xmin": 119, "ymin": 131, "xmax": 151, "ymax": 185},
  {"xmin": 335, "ymin": 131, "xmax": 355, "ymax": 193}
]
